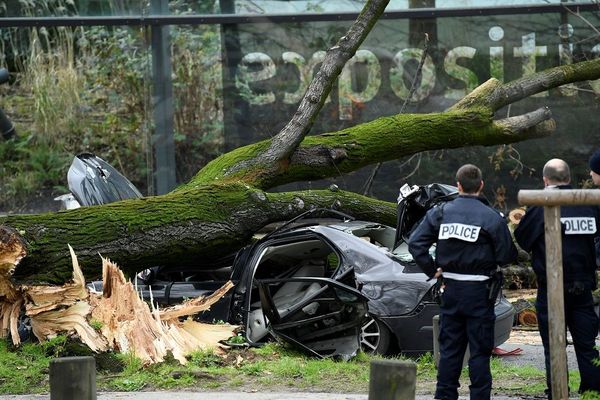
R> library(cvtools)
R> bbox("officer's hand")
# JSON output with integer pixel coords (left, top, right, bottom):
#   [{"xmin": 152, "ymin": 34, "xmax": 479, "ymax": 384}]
[{"xmin": 434, "ymin": 267, "xmax": 443, "ymax": 279}]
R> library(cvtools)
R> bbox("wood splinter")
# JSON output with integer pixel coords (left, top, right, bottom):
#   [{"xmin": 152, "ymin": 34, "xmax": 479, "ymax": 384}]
[{"xmin": 0, "ymin": 237, "xmax": 237, "ymax": 365}]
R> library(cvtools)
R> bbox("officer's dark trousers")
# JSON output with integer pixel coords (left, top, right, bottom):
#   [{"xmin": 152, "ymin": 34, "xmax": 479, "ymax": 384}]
[
  {"xmin": 435, "ymin": 279, "xmax": 495, "ymax": 400},
  {"xmin": 536, "ymin": 286, "xmax": 600, "ymax": 397}
]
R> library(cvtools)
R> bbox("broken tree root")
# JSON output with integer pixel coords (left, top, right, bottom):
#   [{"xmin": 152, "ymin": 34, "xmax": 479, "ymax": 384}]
[
  {"xmin": 0, "ymin": 242, "xmax": 237, "ymax": 365},
  {"xmin": 0, "ymin": 226, "xmax": 27, "ymax": 345}
]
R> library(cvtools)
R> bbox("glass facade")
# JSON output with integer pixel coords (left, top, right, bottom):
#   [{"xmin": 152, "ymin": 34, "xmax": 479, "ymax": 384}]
[
  {"xmin": 221, "ymin": 7, "xmax": 600, "ymax": 211},
  {"xmin": 0, "ymin": 0, "xmax": 599, "ymax": 212},
  {"xmin": 233, "ymin": 1, "xmax": 585, "ymax": 14},
  {"xmin": 0, "ymin": 1, "xmax": 594, "ymax": 17}
]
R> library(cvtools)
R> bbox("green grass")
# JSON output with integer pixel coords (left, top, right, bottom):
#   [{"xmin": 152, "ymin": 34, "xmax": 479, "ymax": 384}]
[
  {"xmin": 0, "ymin": 337, "xmax": 595, "ymax": 398},
  {"xmin": 0, "ymin": 336, "xmax": 67, "ymax": 394},
  {"xmin": 489, "ymin": 358, "xmax": 547, "ymax": 396}
]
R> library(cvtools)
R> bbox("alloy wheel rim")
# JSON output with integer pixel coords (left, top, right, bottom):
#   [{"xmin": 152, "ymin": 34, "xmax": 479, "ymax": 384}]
[{"xmin": 360, "ymin": 317, "xmax": 381, "ymax": 352}]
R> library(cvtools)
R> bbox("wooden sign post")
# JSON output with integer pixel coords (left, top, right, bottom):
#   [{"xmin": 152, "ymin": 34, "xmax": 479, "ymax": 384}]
[{"xmin": 518, "ymin": 189, "xmax": 600, "ymax": 400}]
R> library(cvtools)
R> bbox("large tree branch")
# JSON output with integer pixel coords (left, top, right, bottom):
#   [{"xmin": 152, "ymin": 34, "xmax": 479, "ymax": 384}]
[
  {"xmin": 187, "ymin": 108, "xmax": 553, "ymax": 189},
  {"xmin": 493, "ymin": 107, "xmax": 555, "ymax": 136},
  {"xmin": 226, "ymin": 0, "xmax": 390, "ymax": 175},
  {"xmin": 496, "ymin": 59, "xmax": 600, "ymax": 110}
]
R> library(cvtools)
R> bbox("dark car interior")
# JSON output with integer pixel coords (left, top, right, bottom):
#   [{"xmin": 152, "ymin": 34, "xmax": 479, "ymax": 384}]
[
  {"xmin": 247, "ymin": 238, "xmax": 341, "ymax": 342},
  {"xmin": 246, "ymin": 236, "xmax": 367, "ymax": 357}
]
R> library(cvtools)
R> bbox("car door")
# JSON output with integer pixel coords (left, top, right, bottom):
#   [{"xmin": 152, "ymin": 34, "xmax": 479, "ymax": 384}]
[{"xmin": 256, "ymin": 277, "xmax": 368, "ymax": 359}]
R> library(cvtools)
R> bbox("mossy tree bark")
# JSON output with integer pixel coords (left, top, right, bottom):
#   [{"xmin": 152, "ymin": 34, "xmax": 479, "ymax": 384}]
[
  {"xmin": 3, "ymin": 186, "xmax": 397, "ymax": 282},
  {"xmin": 2, "ymin": 0, "xmax": 600, "ymax": 284}
]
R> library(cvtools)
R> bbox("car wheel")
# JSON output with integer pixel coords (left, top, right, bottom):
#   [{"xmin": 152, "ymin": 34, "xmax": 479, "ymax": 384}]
[{"xmin": 360, "ymin": 315, "xmax": 392, "ymax": 355}]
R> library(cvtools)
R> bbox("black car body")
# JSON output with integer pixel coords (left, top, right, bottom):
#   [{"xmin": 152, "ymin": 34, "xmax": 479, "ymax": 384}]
[{"xmin": 95, "ymin": 185, "xmax": 514, "ymax": 359}]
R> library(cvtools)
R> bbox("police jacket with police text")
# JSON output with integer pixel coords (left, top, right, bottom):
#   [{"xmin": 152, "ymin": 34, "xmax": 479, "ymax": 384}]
[
  {"xmin": 514, "ymin": 185, "xmax": 600, "ymax": 289},
  {"xmin": 407, "ymin": 195, "xmax": 518, "ymax": 279}
]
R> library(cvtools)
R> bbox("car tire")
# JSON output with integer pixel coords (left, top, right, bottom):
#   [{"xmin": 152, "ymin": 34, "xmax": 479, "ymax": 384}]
[{"xmin": 360, "ymin": 315, "xmax": 393, "ymax": 355}]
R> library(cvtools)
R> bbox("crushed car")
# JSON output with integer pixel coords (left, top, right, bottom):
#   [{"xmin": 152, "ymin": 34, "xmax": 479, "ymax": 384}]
[
  {"xmin": 67, "ymin": 154, "xmax": 515, "ymax": 359},
  {"xmin": 93, "ymin": 190, "xmax": 514, "ymax": 359}
]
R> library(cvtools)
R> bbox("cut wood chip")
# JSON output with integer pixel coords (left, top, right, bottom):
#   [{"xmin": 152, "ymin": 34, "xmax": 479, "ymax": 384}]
[
  {"xmin": 509, "ymin": 207, "xmax": 526, "ymax": 225},
  {"xmin": 0, "ymin": 298, "xmax": 24, "ymax": 345},
  {"xmin": 180, "ymin": 318, "xmax": 239, "ymax": 351},
  {"xmin": 160, "ymin": 281, "xmax": 234, "ymax": 322},
  {"xmin": 30, "ymin": 301, "xmax": 108, "ymax": 352},
  {"xmin": 517, "ymin": 309, "xmax": 538, "ymax": 327},
  {"xmin": 24, "ymin": 245, "xmax": 106, "ymax": 351},
  {"xmin": 26, "ymin": 245, "xmax": 88, "ymax": 316}
]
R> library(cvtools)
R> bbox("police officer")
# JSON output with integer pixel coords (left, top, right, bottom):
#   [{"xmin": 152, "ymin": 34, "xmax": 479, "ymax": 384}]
[
  {"xmin": 514, "ymin": 158, "xmax": 600, "ymax": 398},
  {"xmin": 587, "ymin": 150, "xmax": 600, "ymax": 266},
  {"xmin": 589, "ymin": 149, "xmax": 600, "ymax": 186},
  {"xmin": 408, "ymin": 164, "xmax": 517, "ymax": 400}
]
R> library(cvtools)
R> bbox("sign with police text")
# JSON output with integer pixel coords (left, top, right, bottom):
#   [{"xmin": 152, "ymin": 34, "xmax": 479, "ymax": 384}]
[
  {"xmin": 561, "ymin": 217, "xmax": 597, "ymax": 234},
  {"xmin": 439, "ymin": 223, "xmax": 482, "ymax": 242}
]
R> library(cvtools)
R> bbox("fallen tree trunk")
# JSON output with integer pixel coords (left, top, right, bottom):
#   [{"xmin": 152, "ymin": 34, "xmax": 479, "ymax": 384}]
[
  {"xmin": 2, "ymin": 187, "xmax": 395, "ymax": 283},
  {"xmin": 5, "ymin": 59, "xmax": 600, "ymax": 284}
]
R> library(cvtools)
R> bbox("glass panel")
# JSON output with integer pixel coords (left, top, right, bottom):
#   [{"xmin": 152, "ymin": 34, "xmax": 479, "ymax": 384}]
[
  {"xmin": 0, "ymin": 0, "xmax": 145, "ymax": 17},
  {"xmin": 221, "ymin": 10, "xmax": 600, "ymax": 209},
  {"xmin": 0, "ymin": 24, "xmax": 153, "ymax": 212},
  {"xmin": 2, "ymin": 1, "xmax": 593, "ymax": 18},
  {"xmin": 170, "ymin": 24, "xmax": 224, "ymax": 183},
  {"xmin": 2, "ymin": 3, "xmax": 600, "ymax": 213}
]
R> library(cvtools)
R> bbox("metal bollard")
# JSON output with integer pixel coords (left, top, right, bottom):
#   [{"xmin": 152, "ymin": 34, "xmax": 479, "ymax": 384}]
[
  {"xmin": 50, "ymin": 356, "xmax": 97, "ymax": 400},
  {"xmin": 368, "ymin": 359, "xmax": 416, "ymax": 400}
]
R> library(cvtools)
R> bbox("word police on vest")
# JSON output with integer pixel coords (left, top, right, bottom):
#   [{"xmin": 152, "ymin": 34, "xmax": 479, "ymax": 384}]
[
  {"xmin": 560, "ymin": 217, "xmax": 597, "ymax": 235},
  {"xmin": 438, "ymin": 223, "xmax": 481, "ymax": 242}
]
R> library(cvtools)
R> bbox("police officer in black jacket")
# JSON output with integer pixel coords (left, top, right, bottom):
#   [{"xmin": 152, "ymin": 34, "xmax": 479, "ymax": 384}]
[
  {"xmin": 514, "ymin": 158, "xmax": 600, "ymax": 398},
  {"xmin": 408, "ymin": 164, "xmax": 517, "ymax": 400}
]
